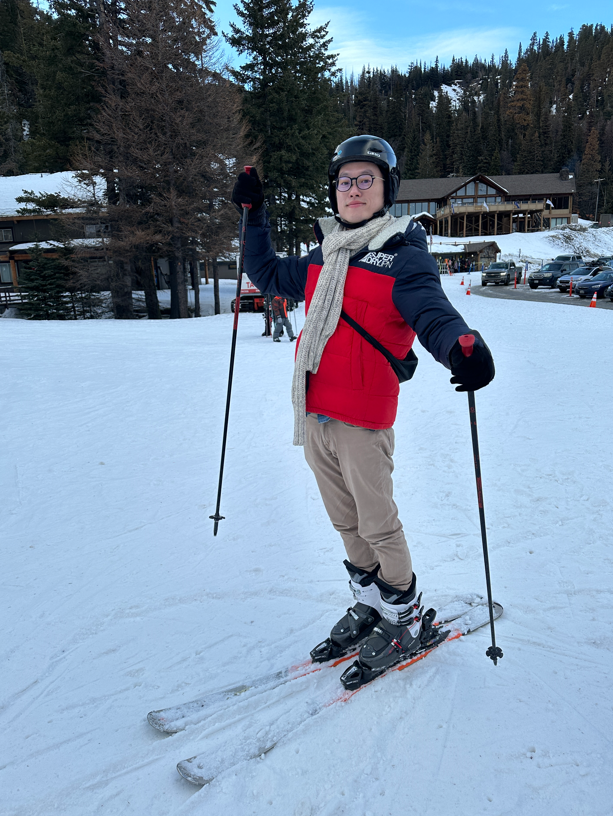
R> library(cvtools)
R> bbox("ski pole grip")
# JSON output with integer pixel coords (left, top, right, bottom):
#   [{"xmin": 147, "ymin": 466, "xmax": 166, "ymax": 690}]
[
  {"xmin": 459, "ymin": 333, "xmax": 475, "ymax": 357},
  {"xmin": 241, "ymin": 166, "xmax": 254, "ymax": 210}
]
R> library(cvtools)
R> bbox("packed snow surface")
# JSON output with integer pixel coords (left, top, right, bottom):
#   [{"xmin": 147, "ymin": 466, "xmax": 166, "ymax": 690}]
[{"xmin": 2, "ymin": 278, "xmax": 613, "ymax": 815}]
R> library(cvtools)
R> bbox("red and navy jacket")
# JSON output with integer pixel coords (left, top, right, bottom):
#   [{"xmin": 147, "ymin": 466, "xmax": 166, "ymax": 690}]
[
  {"xmin": 271, "ymin": 296, "xmax": 287, "ymax": 318},
  {"xmin": 243, "ymin": 209, "xmax": 471, "ymax": 429}
]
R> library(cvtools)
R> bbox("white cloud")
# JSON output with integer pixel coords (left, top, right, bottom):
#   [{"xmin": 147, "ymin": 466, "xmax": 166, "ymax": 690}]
[{"xmin": 310, "ymin": 6, "xmax": 521, "ymax": 74}]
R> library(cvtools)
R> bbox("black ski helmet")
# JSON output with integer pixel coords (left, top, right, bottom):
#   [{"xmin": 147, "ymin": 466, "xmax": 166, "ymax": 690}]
[{"xmin": 328, "ymin": 135, "xmax": 400, "ymax": 217}]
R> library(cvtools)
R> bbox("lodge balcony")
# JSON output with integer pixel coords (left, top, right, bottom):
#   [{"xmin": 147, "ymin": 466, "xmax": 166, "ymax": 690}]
[{"xmin": 435, "ymin": 202, "xmax": 572, "ymax": 237}]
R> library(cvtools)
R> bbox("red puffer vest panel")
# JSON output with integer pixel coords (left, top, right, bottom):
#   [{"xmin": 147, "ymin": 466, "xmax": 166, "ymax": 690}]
[{"xmin": 302, "ymin": 263, "xmax": 416, "ymax": 429}]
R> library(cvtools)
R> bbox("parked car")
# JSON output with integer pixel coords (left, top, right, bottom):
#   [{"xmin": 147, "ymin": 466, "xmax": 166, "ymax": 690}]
[
  {"xmin": 481, "ymin": 261, "xmax": 518, "ymax": 286},
  {"xmin": 528, "ymin": 261, "xmax": 582, "ymax": 289},
  {"xmin": 576, "ymin": 269, "xmax": 613, "ymax": 298},
  {"xmin": 554, "ymin": 254, "xmax": 583, "ymax": 263},
  {"xmin": 606, "ymin": 283, "xmax": 613, "ymax": 301},
  {"xmin": 588, "ymin": 256, "xmax": 613, "ymax": 267},
  {"xmin": 557, "ymin": 266, "xmax": 600, "ymax": 292}
]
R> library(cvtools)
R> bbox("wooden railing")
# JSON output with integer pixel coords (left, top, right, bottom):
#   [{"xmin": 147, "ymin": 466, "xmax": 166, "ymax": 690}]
[
  {"xmin": 437, "ymin": 201, "xmax": 548, "ymax": 218},
  {"xmin": 0, "ymin": 287, "xmax": 26, "ymax": 307}
]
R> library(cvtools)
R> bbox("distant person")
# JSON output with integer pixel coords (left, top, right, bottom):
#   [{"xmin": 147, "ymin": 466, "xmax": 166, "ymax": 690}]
[{"xmin": 271, "ymin": 296, "xmax": 296, "ymax": 342}]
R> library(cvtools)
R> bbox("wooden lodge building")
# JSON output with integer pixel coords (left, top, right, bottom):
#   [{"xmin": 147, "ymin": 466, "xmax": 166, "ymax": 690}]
[{"xmin": 391, "ymin": 170, "xmax": 576, "ymax": 238}]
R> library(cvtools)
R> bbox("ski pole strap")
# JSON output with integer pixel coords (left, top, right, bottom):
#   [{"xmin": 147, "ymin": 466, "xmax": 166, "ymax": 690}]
[{"xmin": 340, "ymin": 310, "xmax": 418, "ymax": 383}]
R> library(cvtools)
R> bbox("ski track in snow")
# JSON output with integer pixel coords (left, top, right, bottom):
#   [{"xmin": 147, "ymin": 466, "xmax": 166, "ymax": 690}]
[{"xmin": 2, "ymin": 279, "xmax": 613, "ymax": 815}]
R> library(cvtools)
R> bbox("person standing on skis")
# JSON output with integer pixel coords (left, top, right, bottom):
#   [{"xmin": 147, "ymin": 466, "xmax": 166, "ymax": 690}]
[{"xmin": 231, "ymin": 135, "xmax": 495, "ymax": 683}]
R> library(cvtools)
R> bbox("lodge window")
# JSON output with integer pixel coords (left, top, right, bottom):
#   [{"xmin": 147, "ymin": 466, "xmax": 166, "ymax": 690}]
[
  {"xmin": 408, "ymin": 202, "xmax": 436, "ymax": 215},
  {"xmin": 550, "ymin": 196, "xmax": 569, "ymax": 210},
  {"xmin": 453, "ymin": 183, "xmax": 500, "ymax": 199},
  {"xmin": 1, "ymin": 228, "xmax": 14, "ymax": 242},
  {"xmin": 0, "ymin": 262, "xmax": 12, "ymax": 283},
  {"xmin": 392, "ymin": 202, "xmax": 436, "ymax": 216},
  {"xmin": 450, "ymin": 196, "xmax": 500, "ymax": 206}
]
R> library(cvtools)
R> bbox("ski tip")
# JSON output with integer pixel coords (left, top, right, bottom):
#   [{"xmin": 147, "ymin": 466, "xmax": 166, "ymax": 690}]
[
  {"xmin": 177, "ymin": 757, "xmax": 211, "ymax": 786},
  {"xmin": 147, "ymin": 711, "xmax": 180, "ymax": 734}
]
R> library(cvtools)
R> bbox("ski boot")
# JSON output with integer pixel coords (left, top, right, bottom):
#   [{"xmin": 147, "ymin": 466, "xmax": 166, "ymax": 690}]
[
  {"xmin": 310, "ymin": 561, "xmax": 382, "ymax": 663},
  {"xmin": 340, "ymin": 575, "xmax": 444, "ymax": 690}
]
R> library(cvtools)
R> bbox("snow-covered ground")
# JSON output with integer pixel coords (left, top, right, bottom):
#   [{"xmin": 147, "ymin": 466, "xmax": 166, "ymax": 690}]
[{"xmin": 2, "ymin": 278, "xmax": 613, "ymax": 815}]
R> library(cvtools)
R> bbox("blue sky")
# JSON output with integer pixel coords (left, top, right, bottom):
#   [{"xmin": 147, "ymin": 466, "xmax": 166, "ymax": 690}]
[{"xmin": 213, "ymin": 0, "xmax": 612, "ymax": 75}]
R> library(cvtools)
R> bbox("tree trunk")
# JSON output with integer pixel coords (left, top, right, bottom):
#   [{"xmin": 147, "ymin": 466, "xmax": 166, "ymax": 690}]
[
  {"xmin": 138, "ymin": 255, "xmax": 161, "ymax": 319},
  {"xmin": 177, "ymin": 252, "xmax": 190, "ymax": 318},
  {"xmin": 190, "ymin": 249, "xmax": 201, "ymax": 317},
  {"xmin": 168, "ymin": 254, "xmax": 180, "ymax": 319},
  {"xmin": 169, "ymin": 237, "xmax": 189, "ymax": 318},
  {"xmin": 212, "ymin": 256, "xmax": 220, "ymax": 315},
  {"xmin": 110, "ymin": 259, "xmax": 134, "ymax": 319}
]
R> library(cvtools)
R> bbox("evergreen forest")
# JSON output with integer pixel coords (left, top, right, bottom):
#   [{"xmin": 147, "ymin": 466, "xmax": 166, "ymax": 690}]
[{"xmin": 1, "ymin": 0, "xmax": 612, "ymax": 317}]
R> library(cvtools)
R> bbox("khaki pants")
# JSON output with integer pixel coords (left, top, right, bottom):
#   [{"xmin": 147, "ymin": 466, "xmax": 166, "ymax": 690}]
[{"xmin": 304, "ymin": 415, "xmax": 413, "ymax": 591}]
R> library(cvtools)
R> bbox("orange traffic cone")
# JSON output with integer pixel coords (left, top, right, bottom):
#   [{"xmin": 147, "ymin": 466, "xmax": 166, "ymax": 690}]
[
  {"xmin": 589, "ymin": 291, "xmax": 597, "ymax": 308},
  {"xmin": 466, "ymin": 282, "xmax": 471, "ymax": 295},
  {"xmin": 460, "ymin": 276, "xmax": 465, "ymax": 286}
]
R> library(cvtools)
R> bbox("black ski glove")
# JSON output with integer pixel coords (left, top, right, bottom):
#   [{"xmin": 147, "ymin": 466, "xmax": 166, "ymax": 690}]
[
  {"xmin": 231, "ymin": 166, "xmax": 264, "ymax": 214},
  {"xmin": 449, "ymin": 330, "xmax": 495, "ymax": 392}
]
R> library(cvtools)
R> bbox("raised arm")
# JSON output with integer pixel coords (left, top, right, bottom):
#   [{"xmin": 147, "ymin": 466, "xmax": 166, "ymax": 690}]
[{"xmin": 233, "ymin": 167, "xmax": 310, "ymax": 301}]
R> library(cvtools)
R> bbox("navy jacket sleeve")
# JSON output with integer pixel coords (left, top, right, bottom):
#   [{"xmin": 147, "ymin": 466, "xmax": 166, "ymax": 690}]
[
  {"xmin": 391, "ymin": 225, "xmax": 471, "ymax": 369},
  {"xmin": 241, "ymin": 207, "xmax": 311, "ymax": 301}
]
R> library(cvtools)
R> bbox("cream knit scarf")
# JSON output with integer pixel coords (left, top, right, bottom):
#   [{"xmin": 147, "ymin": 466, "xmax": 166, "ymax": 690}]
[{"xmin": 291, "ymin": 212, "xmax": 396, "ymax": 446}]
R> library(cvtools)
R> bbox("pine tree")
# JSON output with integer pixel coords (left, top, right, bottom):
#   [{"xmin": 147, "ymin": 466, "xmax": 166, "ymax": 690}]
[
  {"xmin": 462, "ymin": 100, "xmax": 481, "ymax": 175},
  {"xmin": 508, "ymin": 63, "xmax": 532, "ymax": 139},
  {"xmin": 19, "ymin": 0, "xmax": 100, "ymax": 172},
  {"xmin": 80, "ymin": 0, "xmax": 245, "ymax": 319},
  {"xmin": 353, "ymin": 69, "xmax": 371, "ymax": 133},
  {"xmin": 0, "ymin": 0, "xmax": 38, "ymax": 173},
  {"xmin": 516, "ymin": 126, "xmax": 543, "ymax": 173},
  {"xmin": 227, "ymin": 0, "xmax": 345, "ymax": 254},
  {"xmin": 417, "ymin": 131, "xmax": 441, "ymax": 178},
  {"xmin": 555, "ymin": 97, "xmax": 575, "ymax": 170},
  {"xmin": 403, "ymin": 120, "xmax": 421, "ymax": 179},
  {"xmin": 577, "ymin": 128, "xmax": 601, "ymax": 218},
  {"xmin": 433, "ymin": 90, "xmax": 453, "ymax": 174},
  {"xmin": 19, "ymin": 242, "xmax": 73, "ymax": 319},
  {"xmin": 384, "ymin": 71, "xmax": 406, "ymax": 163}
]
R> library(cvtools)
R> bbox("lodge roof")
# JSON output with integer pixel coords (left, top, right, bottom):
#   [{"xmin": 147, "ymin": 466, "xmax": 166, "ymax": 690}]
[
  {"xmin": 462, "ymin": 241, "xmax": 501, "ymax": 254},
  {"xmin": 397, "ymin": 172, "xmax": 576, "ymax": 202}
]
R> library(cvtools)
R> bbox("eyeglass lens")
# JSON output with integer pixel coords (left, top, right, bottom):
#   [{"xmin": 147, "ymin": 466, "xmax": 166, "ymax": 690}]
[{"xmin": 336, "ymin": 174, "xmax": 374, "ymax": 192}]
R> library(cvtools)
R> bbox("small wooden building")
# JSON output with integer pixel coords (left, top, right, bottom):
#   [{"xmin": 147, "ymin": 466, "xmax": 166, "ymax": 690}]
[{"xmin": 429, "ymin": 240, "xmax": 501, "ymax": 273}]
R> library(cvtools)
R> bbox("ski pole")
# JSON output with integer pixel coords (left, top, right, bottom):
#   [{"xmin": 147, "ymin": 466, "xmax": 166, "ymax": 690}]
[
  {"xmin": 459, "ymin": 334, "xmax": 503, "ymax": 666},
  {"xmin": 210, "ymin": 168, "xmax": 252, "ymax": 536}
]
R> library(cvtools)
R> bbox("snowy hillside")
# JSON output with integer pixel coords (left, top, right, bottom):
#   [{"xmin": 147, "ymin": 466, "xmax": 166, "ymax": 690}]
[
  {"xmin": 0, "ymin": 172, "xmax": 97, "ymax": 216},
  {"xmin": 434, "ymin": 225, "xmax": 613, "ymax": 265},
  {"xmin": 2, "ymin": 279, "xmax": 613, "ymax": 815}
]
